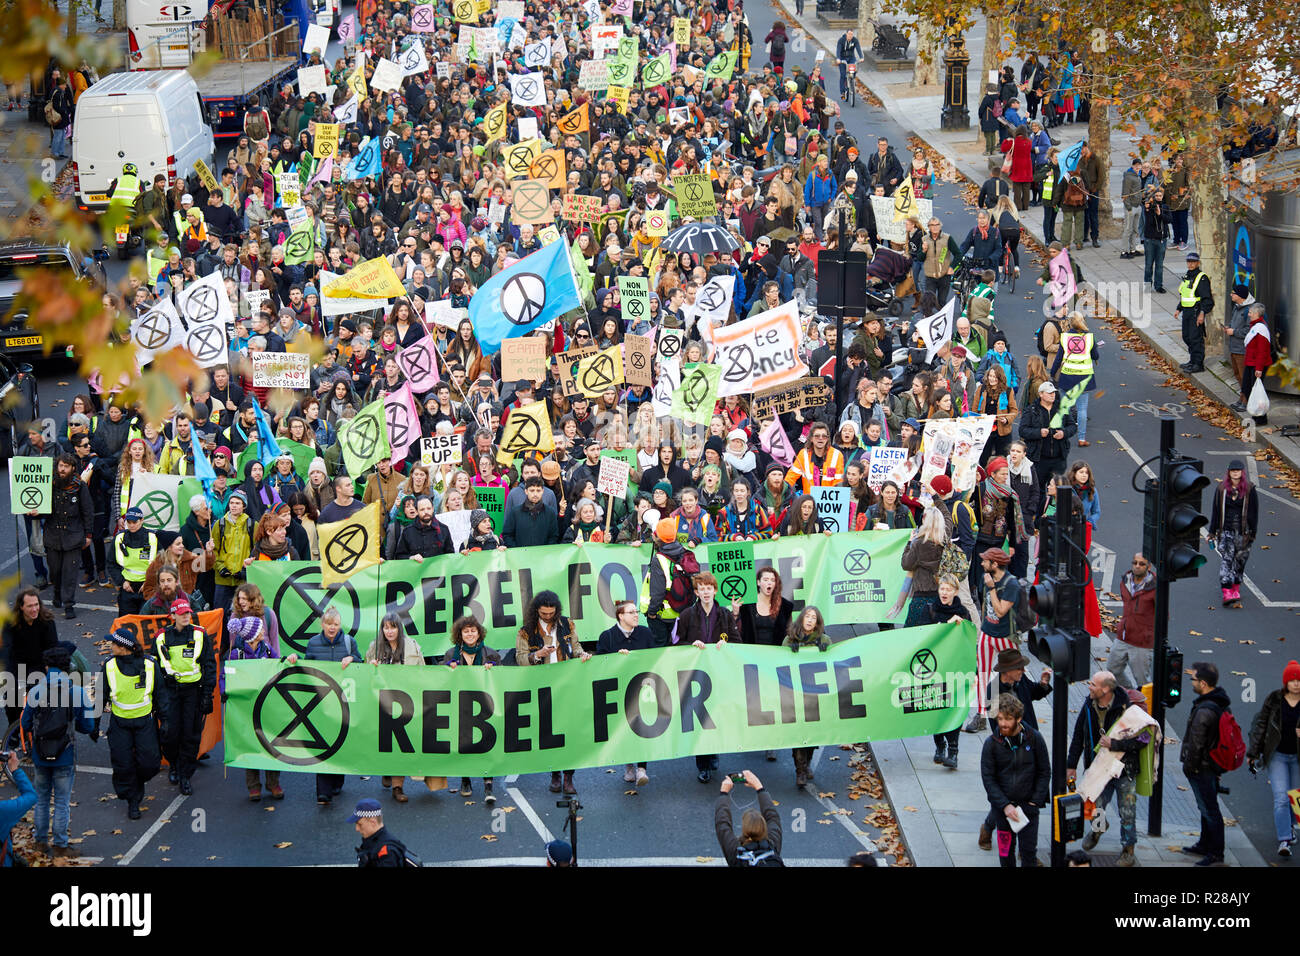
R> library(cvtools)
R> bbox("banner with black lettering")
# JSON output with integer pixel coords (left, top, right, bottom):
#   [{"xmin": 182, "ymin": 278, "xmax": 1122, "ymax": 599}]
[
  {"xmin": 222, "ymin": 622, "xmax": 975, "ymax": 776},
  {"xmin": 247, "ymin": 531, "xmax": 909, "ymax": 657}
]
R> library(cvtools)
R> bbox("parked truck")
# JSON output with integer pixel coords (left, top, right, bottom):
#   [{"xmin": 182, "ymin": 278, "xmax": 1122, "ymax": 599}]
[{"xmin": 126, "ymin": 0, "xmax": 310, "ymax": 140}]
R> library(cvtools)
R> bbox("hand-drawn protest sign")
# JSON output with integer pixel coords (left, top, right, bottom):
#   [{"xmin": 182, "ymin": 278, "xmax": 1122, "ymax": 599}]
[
  {"xmin": 810, "ymin": 485, "xmax": 851, "ymax": 533},
  {"xmin": 624, "ymin": 333, "xmax": 655, "ymax": 387},
  {"xmin": 501, "ymin": 336, "xmax": 548, "ymax": 382},
  {"xmin": 597, "ymin": 455, "xmax": 631, "ymax": 499},
  {"xmin": 252, "ymin": 352, "xmax": 311, "ymax": 389},
  {"xmin": 674, "ymin": 172, "xmax": 717, "ymax": 219},
  {"xmin": 511, "ymin": 179, "xmax": 554, "ymax": 224},
  {"xmin": 750, "ymin": 376, "xmax": 830, "ymax": 419},
  {"xmin": 421, "ymin": 433, "xmax": 462, "ymax": 468}
]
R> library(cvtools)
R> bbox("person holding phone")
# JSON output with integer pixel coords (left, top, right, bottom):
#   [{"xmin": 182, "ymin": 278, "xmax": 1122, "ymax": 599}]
[{"xmin": 716, "ymin": 770, "xmax": 784, "ymax": 867}]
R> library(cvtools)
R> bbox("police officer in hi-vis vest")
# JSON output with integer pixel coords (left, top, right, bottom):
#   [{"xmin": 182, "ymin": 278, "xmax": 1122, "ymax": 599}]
[
  {"xmin": 112, "ymin": 506, "xmax": 158, "ymax": 616},
  {"xmin": 154, "ymin": 598, "xmax": 216, "ymax": 796},
  {"xmin": 97, "ymin": 627, "xmax": 162, "ymax": 821},
  {"xmin": 1178, "ymin": 250, "xmax": 1214, "ymax": 374}
]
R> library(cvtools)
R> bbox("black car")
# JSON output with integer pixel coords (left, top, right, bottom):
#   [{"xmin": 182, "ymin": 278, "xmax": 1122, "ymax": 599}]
[
  {"xmin": 0, "ymin": 239, "xmax": 106, "ymax": 359},
  {"xmin": 0, "ymin": 351, "xmax": 38, "ymax": 461}
]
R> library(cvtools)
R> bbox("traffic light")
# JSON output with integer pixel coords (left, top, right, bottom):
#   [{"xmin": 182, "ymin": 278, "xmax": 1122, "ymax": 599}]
[
  {"xmin": 1026, "ymin": 487, "xmax": 1091, "ymax": 682},
  {"xmin": 1163, "ymin": 647, "xmax": 1185, "ymax": 709},
  {"xmin": 1161, "ymin": 453, "xmax": 1209, "ymax": 580}
]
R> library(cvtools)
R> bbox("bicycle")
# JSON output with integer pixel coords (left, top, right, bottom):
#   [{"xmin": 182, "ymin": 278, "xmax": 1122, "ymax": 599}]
[{"xmin": 998, "ymin": 238, "xmax": 1017, "ymax": 293}]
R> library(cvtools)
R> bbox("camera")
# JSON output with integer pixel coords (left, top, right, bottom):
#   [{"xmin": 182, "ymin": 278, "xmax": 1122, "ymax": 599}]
[{"xmin": 729, "ymin": 773, "xmax": 746, "ymax": 784}]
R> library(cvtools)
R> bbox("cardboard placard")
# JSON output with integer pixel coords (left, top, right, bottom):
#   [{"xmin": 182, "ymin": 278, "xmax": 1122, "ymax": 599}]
[
  {"xmin": 10, "ymin": 456, "xmax": 53, "ymax": 514},
  {"xmin": 750, "ymin": 376, "xmax": 830, "ymax": 419},
  {"xmin": 511, "ymin": 179, "xmax": 554, "ymax": 224},
  {"xmin": 597, "ymin": 455, "xmax": 631, "ymax": 498},
  {"xmin": 623, "ymin": 332, "xmax": 655, "ymax": 387},
  {"xmin": 706, "ymin": 541, "xmax": 756, "ymax": 605},
  {"xmin": 501, "ymin": 336, "xmax": 549, "ymax": 383},
  {"xmin": 562, "ymin": 192, "xmax": 602, "ymax": 223},
  {"xmin": 555, "ymin": 344, "xmax": 598, "ymax": 397},
  {"xmin": 251, "ymin": 351, "xmax": 311, "ymax": 389}
]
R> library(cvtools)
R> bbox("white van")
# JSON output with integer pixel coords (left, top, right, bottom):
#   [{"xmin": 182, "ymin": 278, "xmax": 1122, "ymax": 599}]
[{"xmin": 71, "ymin": 70, "xmax": 214, "ymax": 214}]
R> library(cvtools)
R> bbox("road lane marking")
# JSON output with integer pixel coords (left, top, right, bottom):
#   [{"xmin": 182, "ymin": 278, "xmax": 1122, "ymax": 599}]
[{"xmin": 118, "ymin": 792, "xmax": 187, "ymax": 866}]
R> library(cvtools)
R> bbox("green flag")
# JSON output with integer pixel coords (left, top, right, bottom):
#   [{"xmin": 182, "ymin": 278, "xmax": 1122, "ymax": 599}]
[
  {"xmin": 277, "ymin": 438, "xmax": 317, "ymax": 478},
  {"xmin": 705, "ymin": 50, "xmax": 736, "ymax": 81},
  {"xmin": 284, "ymin": 218, "xmax": 316, "ymax": 265},
  {"xmin": 569, "ymin": 239, "xmax": 594, "ymax": 302},
  {"xmin": 606, "ymin": 51, "xmax": 637, "ymax": 87},
  {"xmin": 1050, "ymin": 379, "xmax": 1088, "ymax": 429},
  {"xmin": 671, "ymin": 362, "xmax": 721, "ymax": 426},
  {"xmin": 337, "ymin": 398, "xmax": 391, "ymax": 477},
  {"xmin": 641, "ymin": 51, "xmax": 672, "ymax": 87}
]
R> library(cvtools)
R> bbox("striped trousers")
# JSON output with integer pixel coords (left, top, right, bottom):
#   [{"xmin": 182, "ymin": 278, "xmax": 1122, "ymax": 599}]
[{"xmin": 977, "ymin": 631, "xmax": 1017, "ymax": 716}]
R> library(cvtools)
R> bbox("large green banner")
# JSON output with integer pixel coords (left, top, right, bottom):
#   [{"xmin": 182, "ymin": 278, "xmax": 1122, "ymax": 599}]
[
  {"xmin": 223, "ymin": 622, "xmax": 976, "ymax": 776},
  {"xmin": 247, "ymin": 531, "xmax": 909, "ymax": 656}
]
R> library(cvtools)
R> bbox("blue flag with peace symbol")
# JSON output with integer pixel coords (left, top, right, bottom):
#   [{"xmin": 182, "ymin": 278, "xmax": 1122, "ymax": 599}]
[{"xmin": 468, "ymin": 240, "xmax": 583, "ymax": 354}]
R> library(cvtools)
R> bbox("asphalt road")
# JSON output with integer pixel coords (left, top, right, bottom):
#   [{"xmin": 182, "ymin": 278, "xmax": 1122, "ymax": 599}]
[{"xmin": 2, "ymin": 0, "xmax": 1295, "ymax": 866}]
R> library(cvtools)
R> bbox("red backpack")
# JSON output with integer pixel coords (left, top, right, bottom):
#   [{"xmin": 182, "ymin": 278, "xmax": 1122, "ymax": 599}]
[
  {"xmin": 664, "ymin": 550, "xmax": 701, "ymax": 613},
  {"xmin": 1208, "ymin": 706, "xmax": 1246, "ymax": 773}
]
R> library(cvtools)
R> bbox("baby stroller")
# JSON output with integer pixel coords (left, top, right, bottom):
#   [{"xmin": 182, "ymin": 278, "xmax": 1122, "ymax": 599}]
[{"xmin": 864, "ymin": 245, "xmax": 911, "ymax": 317}]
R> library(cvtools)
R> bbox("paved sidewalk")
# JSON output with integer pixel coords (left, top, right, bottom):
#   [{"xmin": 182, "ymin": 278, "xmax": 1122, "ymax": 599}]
[
  {"xmin": 782, "ymin": 5, "xmax": 1300, "ymax": 473},
  {"xmin": 872, "ymin": 632, "xmax": 1268, "ymax": 867}
]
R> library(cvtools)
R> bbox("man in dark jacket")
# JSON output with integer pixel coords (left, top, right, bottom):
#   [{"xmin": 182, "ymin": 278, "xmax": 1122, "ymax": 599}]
[
  {"xmin": 677, "ymin": 571, "xmax": 738, "ymax": 783},
  {"xmin": 1018, "ymin": 380, "xmax": 1077, "ymax": 495},
  {"xmin": 1106, "ymin": 555, "xmax": 1155, "ymax": 688},
  {"xmin": 978, "ymin": 648, "xmax": 1053, "ymax": 850},
  {"xmin": 350, "ymin": 799, "xmax": 412, "ymax": 866},
  {"xmin": 394, "ymin": 497, "xmax": 454, "ymax": 559},
  {"xmin": 866, "ymin": 137, "xmax": 904, "ymax": 195},
  {"xmin": 980, "ymin": 693, "xmax": 1051, "ymax": 867},
  {"xmin": 2, "ymin": 588, "xmax": 58, "ymax": 726},
  {"xmin": 1077, "ymin": 144, "xmax": 1104, "ymax": 247},
  {"xmin": 502, "ymin": 477, "xmax": 560, "ymax": 547},
  {"xmin": 1180, "ymin": 662, "xmax": 1233, "ymax": 865},
  {"xmin": 40, "ymin": 454, "xmax": 94, "ymax": 619},
  {"xmin": 1065, "ymin": 671, "xmax": 1129, "ymax": 784}
]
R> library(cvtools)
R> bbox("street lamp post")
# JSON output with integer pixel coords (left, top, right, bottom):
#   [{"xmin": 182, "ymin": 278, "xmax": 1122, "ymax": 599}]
[{"xmin": 940, "ymin": 25, "xmax": 971, "ymax": 130}]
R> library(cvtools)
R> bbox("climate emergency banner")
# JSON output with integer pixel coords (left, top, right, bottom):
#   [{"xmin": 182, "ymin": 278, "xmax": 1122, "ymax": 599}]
[
  {"xmin": 247, "ymin": 530, "xmax": 909, "ymax": 657},
  {"xmin": 223, "ymin": 621, "xmax": 975, "ymax": 776}
]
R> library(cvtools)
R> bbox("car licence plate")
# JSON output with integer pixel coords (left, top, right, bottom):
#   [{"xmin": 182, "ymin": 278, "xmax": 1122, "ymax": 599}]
[
  {"xmin": 6, "ymin": 334, "xmax": 42, "ymax": 348},
  {"xmin": 87, "ymin": 193, "xmax": 108, "ymax": 203}
]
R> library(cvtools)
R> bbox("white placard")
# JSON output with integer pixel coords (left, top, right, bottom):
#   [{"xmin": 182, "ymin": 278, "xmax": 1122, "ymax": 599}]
[
  {"xmin": 487, "ymin": 199, "xmax": 507, "ymax": 224},
  {"xmin": 421, "ymin": 433, "xmax": 462, "ymax": 468},
  {"xmin": 866, "ymin": 446, "xmax": 908, "ymax": 492},
  {"xmin": 370, "ymin": 57, "xmax": 404, "ymax": 92},
  {"xmin": 286, "ymin": 205, "xmax": 308, "ymax": 228},
  {"xmin": 303, "ymin": 22, "xmax": 330, "ymax": 55},
  {"xmin": 499, "ymin": 0, "xmax": 525, "ymax": 18},
  {"xmin": 244, "ymin": 288, "xmax": 270, "ymax": 314},
  {"xmin": 319, "ymin": 270, "xmax": 382, "ymax": 318},
  {"xmin": 334, "ymin": 95, "xmax": 358, "ymax": 125},
  {"xmin": 597, "ymin": 455, "xmax": 631, "ymax": 498},
  {"xmin": 510, "ymin": 70, "xmax": 547, "ymax": 107},
  {"xmin": 435, "ymin": 61, "xmax": 451, "ymax": 80},
  {"xmin": 517, "ymin": 116, "xmax": 538, "ymax": 140},
  {"xmin": 297, "ymin": 64, "xmax": 328, "ymax": 96},
  {"xmin": 436, "ymin": 509, "xmax": 473, "ymax": 551},
  {"xmin": 426, "ymin": 298, "xmax": 465, "ymax": 328},
  {"xmin": 524, "ymin": 39, "xmax": 552, "ymax": 68},
  {"xmin": 252, "ymin": 351, "xmax": 312, "ymax": 389},
  {"xmin": 400, "ymin": 39, "xmax": 429, "ymax": 77}
]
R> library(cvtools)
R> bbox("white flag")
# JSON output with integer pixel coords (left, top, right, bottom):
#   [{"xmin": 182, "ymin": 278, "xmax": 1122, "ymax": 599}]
[
  {"xmin": 918, "ymin": 296, "xmax": 957, "ymax": 365},
  {"xmin": 683, "ymin": 274, "xmax": 734, "ymax": 330},
  {"xmin": 509, "ymin": 71, "xmax": 548, "ymax": 108},
  {"xmin": 128, "ymin": 298, "xmax": 185, "ymax": 365},
  {"xmin": 400, "ymin": 39, "xmax": 429, "ymax": 77},
  {"xmin": 334, "ymin": 95, "xmax": 359, "ymax": 125}
]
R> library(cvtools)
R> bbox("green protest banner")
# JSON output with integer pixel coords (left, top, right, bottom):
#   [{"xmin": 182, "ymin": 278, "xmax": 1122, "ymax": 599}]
[
  {"xmin": 223, "ymin": 621, "xmax": 976, "ymax": 777},
  {"xmin": 9, "ymin": 457, "xmax": 53, "ymax": 514},
  {"xmin": 247, "ymin": 530, "xmax": 908, "ymax": 656},
  {"xmin": 477, "ymin": 484, "xmax": 505, "ymax": 534},
  {"xmin": 706, "ymin": 541, "xmax": 756, "ymax": 605}
]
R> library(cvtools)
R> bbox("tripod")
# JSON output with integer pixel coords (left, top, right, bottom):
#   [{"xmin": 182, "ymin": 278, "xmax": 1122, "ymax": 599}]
[{"xmin": 556, "ymin": 797, "xmax": 582, "ymax": 866}]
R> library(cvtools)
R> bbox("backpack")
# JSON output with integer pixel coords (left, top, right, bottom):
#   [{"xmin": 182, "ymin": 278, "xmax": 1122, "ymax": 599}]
[
  {"xmin": 1011, "ymin": 576, "xmax": 1037, "ymax": 635},
  {"xmin": 44, "ymin": 99, "xmax": 62, "ymax": 128},
  {"xmin": 735, "ymin": 841, "xmax": 784, "ymax": 866},
  {"xmin": 1208, "ymin": 705, "xmax": 1246, "ymax": 773},
  {"xmin": 664, "ymin": 549, "xmax": 701, "ymax": 613},
  {"xmin": 1034, "ymin": 321, "xmax": 1052, "ymax": 357},
  {"xmin": 246, "ymin": 110, "xmax": 269, "ymax": 141},
  {"xmin": 31, "ymin": 696, "xmax": 76, "ymax": 764},
  {"xmin": 374, "ymin": 836, "xmax": 421, "ymax": 867},
  {"xmin": 939, "ymin": 538, "xmax": 969, "ymax": 579},
  {"xmin": 1063, "ymin": 180, "xmax": 1087, "ymax": 207}
]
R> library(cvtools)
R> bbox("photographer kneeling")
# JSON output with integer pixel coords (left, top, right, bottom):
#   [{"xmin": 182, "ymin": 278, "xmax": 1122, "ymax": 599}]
[{"xmin": 715, "ymin": 770, "xmax": 784, "ymax": 867}]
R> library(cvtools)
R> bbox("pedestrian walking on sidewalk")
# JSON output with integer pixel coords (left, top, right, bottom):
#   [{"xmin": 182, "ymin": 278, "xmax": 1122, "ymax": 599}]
[
  {"xmin": 980, "ymin": 693, "xmax": 1050, "ymax": 867},
  {"xmin": 1239, "ymin": 304, "xmax": 1272, "ymax": 425},
  {"xmin": 1120, "ymin": 158, "xmax": 1145, "ymax": 257},
  {"xmin": 1206, "ymin": 460, "xmax": 1258, "ymax": 608},
  {"xmin": 1076, "ymin": 686, "xmax": 1159, "ymax": 866},
  {"xmin": 1245, "ymin": 660, "xmax": 1300, "ymax": 859},
  {"xmin": 978, "ymin": 648, "xmax": 1051, "ymax": 850},
  {"xmin": 1180, "ymin": 662, "xmax": 1234, "ymax": 866}
]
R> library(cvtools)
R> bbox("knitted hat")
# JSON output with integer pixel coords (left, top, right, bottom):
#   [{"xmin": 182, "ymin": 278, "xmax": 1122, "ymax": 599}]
[
  {"xmin": 929, "ymin": 474, "xmax": 953, "ymax": 497},
  {"xmin": 304, "ymin": 283, "xmax": 318, "ymax": 297},
  {"xmin": 308, "ymin": 457, "xmax": 328, "ymax": 476},
  {"xmin": 107, "ymin": 627, "xmax": 138, "ymax": 650},
  {"xmin": 1283, "ymin": 660, "xmax": 1300, "ymax": 686},
  {"xmin": 228, "ymin": 615, "xmax": 264, "ymax": 645},
  {"xmin": 545, "ymin": 840, "xmax": 573, "ymax": 866},
  {"xmin": 229, "ymin": 489, "xmax": 249, "ymax": 505},
  {"xmin": 986, "ymin": 456, "xmax": 1009, "ymax": 474},
  {"xmin": 652, "ymin": 479, "xmax": 673, "ymax": 497},
  {"xmin": 655, "ymin": 516, "xmax": 678, "ymax": 544},
  {"xmin": 470, "ymin": 508, "xmax": 491, "ymax": 530}
]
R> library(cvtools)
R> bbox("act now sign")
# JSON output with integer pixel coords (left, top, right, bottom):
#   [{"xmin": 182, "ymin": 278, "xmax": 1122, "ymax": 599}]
[{"xmin": 223, "ymin": 622, "xmax": 976, "ymax": 776}]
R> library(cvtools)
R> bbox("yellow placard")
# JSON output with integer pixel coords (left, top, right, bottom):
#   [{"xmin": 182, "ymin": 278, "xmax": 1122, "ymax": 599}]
[
  {"xmin": 484, "ymin": 102, "xmax": 509, "ymax": 144},
  {"xmin": 193, "ymin": 158, "xmax": 219, "ymax": 192},
  {"xmin": 539, "ymin": 225, "xmax": 561, "ymax": 246},
  {"xmin": 502, "ymin": 138, "xmax": 544, "ymax": 180},
  {"xmin": 453, "ymin": 0, "xmax": 478, "ymax": 23},
  {"xmin": 574, "ymin": 344, "xmax": 625, "ymax": 398},
  {"xmin": 496, "ymin": 400, "xmax": 555, "ymax": 465},
  {"xmin": 314, "ymin": 123, "xmax": 339, "ymax": 159},
  {"xmin": 317, "ymin": 501, "xmax": 383, "ymax": 587},
  {"xmin": 347, "ymin": 62, "xmax": 368, "ymax": 100},
  {"xmin": 674, "ymin": 17, "xmax": 691, "ymax": 46},
  {"xmin": 645, "ymin": 208, "xmax": 669, "ymax": 237},
  {"xmin": 893, "ymin": 176, "xmax": 918, "ymax": 222},
  {"xmin": 322, "ymin": 256, "xmax": 406, "ymax": 299},
  {"xmin": 606, "ymin": 85, "xmax": 630, "ymax": 114}
]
